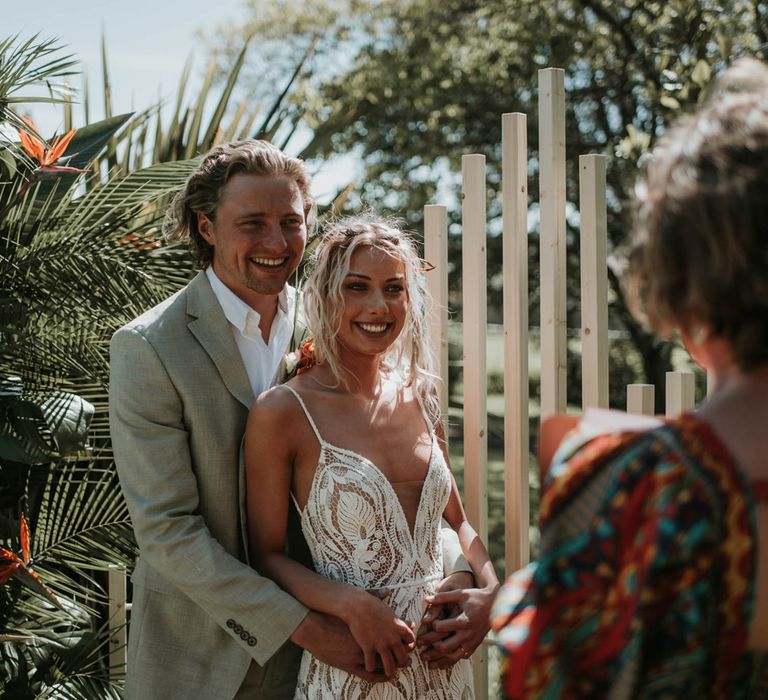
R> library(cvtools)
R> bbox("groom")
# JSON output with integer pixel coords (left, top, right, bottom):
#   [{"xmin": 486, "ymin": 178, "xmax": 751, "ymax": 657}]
[{"xmin": 110, "ymin": 140, "xmax": 479, "ymax": 699}]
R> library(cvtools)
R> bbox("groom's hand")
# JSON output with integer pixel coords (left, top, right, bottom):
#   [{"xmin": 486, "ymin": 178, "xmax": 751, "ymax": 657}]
[
  {"xmin": 290, "ymin": 611, "xmax": 389, "ymax": 682},
  {"xmin": 416, "ymin": 571, "xmax": 496, "ymax": 669}
]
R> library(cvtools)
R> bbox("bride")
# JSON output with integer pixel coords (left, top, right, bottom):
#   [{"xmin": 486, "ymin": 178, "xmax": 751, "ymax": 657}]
[{"xmin": 244, "ymin": 218, "xmax": 498, "ymax": 698}]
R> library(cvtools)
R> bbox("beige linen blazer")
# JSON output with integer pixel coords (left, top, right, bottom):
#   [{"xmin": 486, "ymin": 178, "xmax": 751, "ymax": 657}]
[{"xmin": 109, "ymin": 271, "xmax": 306, "ymax": 700}]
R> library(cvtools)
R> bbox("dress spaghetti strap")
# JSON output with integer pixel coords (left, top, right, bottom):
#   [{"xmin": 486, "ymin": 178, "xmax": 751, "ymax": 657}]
[{"xmin": 281, "ymin": 385, "xmax": 325, "ymax": 446}]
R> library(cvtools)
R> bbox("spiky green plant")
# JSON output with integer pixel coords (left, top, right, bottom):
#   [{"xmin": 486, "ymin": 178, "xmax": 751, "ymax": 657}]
[
  {"xmin": 0, "ymin": 35, "xmax": 205, "ymax": 697},
  {"xmin": 0, "ymin": 30, "xmax": 352, "ymax": 697}
]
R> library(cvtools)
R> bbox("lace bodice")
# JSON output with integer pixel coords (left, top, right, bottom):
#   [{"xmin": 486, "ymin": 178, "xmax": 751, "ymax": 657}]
[{"xmin": 283, "ymin": 386, "xmax": 474, "ymax": 699}]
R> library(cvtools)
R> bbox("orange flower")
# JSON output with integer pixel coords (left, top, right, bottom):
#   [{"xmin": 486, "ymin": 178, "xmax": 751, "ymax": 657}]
[
  {"xmin": 18, "ymin": 117, "xmax": 86, "ymax": 174},
  {"xmin": 0, "ymin": 513, "xmax": 62, "ymax": 609},
  {"xmin": 295, "ymin": 338, "xmax": 317, "ymax": 375}
]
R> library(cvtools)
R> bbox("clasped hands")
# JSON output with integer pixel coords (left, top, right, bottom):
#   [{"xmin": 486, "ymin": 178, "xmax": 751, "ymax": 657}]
[{"xmin": 340, "ymin": 571, "xmax": 493, "ymax": 681}]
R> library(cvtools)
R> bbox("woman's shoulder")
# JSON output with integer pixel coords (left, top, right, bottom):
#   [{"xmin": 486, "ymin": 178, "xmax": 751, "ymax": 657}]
[
  {"xmin": 541, "ymin": 412, "xmax": 749, "ymax": 532},
  {"xmin": 541, "ymin": 419, "xmax": 707, "ymax": 522},
  {"xmin": 249, "ymin": 383, "xmax": 307, "ymax": 428}
]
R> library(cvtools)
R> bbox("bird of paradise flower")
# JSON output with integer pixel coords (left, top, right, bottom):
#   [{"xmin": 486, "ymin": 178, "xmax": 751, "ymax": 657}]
[
  {"xmin": 17, "ymin": 117, "xmax": 85, "ymax": 175},
  {"xmin": 0, "ymin": 513, "xmax": 63, "ymax": 610},
  {"xmin": 12, "ymin": 117, "xmax": 88, "ymax": 198}
]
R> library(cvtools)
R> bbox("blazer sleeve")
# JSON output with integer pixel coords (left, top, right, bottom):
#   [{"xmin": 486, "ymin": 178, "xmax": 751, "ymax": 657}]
[
  {"xmin": 440, "ymin": 521, "xmax": 471, "ymax": 575},
  {"xmin": 109, "ymin": 325, "xmax": 308, "ymax": 665}
]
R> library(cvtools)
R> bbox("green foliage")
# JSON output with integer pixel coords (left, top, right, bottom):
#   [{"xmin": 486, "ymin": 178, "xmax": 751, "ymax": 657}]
[
  {"xmin": 0, "ymin": 35, "xmax": 206, "ymax": 697},
  {"xmin": 213, "ymin": 0, "xmax": 767, "ymax": 409},
  {"xmin": 0, "ymin": 27, "xmax": 350, "ymax": 695}
]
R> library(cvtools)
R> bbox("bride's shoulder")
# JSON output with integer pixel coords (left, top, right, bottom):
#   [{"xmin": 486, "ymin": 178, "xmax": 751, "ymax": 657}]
[
  {"xmin": 395, "ymin": 380, "xmax": 425, "ymax": 409},
  {"xmin": 248, "ymin": 384, "xmax": 305, "ymax": 427}
]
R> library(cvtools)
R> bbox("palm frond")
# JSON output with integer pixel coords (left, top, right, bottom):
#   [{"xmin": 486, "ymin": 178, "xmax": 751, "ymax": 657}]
[
  {"xmin": 2, "ymin": 593, "xmax": 124, "ymax": 698},
  {"xmin": 0, "ymin": 35, "xmax": 78, "ymax": 99},
  {"xmin": 29, "ymin": 460, "xmax": 135, "ymax": 598},
  {"xmin": 0, "ymin": 36, "xmax": 79, "ymax": 140}
]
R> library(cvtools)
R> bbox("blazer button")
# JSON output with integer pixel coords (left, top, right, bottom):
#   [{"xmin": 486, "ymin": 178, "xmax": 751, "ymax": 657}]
[
  {"xmin": 226, "ymin": 619, "xmax": 235, "ymax": 629},
  {"xmin": 240, "ymin": 631, "xmax": 249, "ymax": 641},
  {"xmin": 248, "ymin": 636, "xmax": 257, "ymax": 647},
  {"xmin": 234, "ymin": 624, "xmax": 243, "ymax": 635}
]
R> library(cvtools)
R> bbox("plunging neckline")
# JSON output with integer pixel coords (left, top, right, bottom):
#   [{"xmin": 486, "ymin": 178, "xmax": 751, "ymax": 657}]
[{"xmin": 299, "ymin": 431, "xmax": 438, "ymax": 544}]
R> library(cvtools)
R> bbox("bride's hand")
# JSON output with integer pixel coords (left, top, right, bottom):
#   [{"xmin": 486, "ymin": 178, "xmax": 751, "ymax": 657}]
[
  {"xmin": 416, "ymin": 572, "xmax": 497, "ymax": 669},
  {"xmin": 343, "ymin": 588, "xmax": 416, "ymax": 678}
]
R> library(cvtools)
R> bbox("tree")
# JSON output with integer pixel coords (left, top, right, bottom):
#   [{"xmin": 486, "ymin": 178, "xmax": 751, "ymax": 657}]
[{"xmin": 212, "ymin": 0, "xmax": 767, "ymax": 408}]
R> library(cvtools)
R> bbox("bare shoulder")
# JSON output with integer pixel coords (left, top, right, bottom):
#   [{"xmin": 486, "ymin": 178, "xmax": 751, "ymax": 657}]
[{"xmin": 248, "ymin": 385, "xmax": 304, "ymax": 431}]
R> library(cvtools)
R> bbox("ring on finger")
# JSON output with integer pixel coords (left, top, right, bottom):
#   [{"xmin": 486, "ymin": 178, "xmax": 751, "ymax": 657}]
[{"xmin": 458, "ymin": 643, "xmax": 470, "ymax": 658}]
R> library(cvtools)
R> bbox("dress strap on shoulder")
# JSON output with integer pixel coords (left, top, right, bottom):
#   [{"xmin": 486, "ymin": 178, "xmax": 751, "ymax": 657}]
[{"xmin": 281, "ymin": 385, "xmax": 325, "ymax": 445}]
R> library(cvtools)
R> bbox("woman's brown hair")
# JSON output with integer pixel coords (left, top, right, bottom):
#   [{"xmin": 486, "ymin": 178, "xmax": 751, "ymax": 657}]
[{"xmin": 629, "ymin": 58, "xmax": 768, "ymax": 370}]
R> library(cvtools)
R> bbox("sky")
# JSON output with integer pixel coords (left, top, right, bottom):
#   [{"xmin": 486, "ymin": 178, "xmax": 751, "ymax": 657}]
[
  {"xmin": 6, "ymin": 0, "xmax": 248, "ymax": 130},
  {"xmin": 5, "ymin": 0, "xmax": 357, "ymax": 202}
]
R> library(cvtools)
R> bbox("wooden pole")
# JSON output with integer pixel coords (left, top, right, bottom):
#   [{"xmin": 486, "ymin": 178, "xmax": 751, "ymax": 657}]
[
  {"xmin": 579, "ymin": 154, "xmax": 609, "ymax": 409},
  {"xmin": 665, "ymin": 371, "xmax": 696, "ymax": 417},
  {"xmin": 627, "ymin": 383, "xmax": 655, "ymax": 416},
  {"xmin": 424, "ymin": 205, "xmax": 450, "ymax": 434},
  {"xmin": 461, "ymin": 153, "xmax": 488, "ymax": 698},
  {"xmin": 108, "ymin": 565, "xmax": 128, "ymax": 681},
  {"xmin": 502, "ymin": 113, "xmax": 530, "ymax": 575},
  {"xmin": 538, "ymin": 68, "xmax": 567, "ymax": 417}
]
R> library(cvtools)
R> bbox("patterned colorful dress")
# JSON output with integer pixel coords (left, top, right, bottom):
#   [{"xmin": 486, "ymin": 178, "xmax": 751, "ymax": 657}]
[{"xmin": 491, "ymin": 413, "xmax": 768, "ymax": 699}]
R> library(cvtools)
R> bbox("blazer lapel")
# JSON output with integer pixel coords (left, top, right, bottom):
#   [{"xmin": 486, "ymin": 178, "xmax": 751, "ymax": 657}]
[{"xmin": 186, "ymin": 272, "xmax": 254, "ymax": 409}]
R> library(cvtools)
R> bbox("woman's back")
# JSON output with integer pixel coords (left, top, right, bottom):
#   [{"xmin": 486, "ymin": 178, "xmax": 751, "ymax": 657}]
[
  {"xmin": 492, "ymin": 413, "xmax": 767, "ymax": 698},
  {"xmin": 697, "ymin": 372, "xmax": 768, "ymax": 652}
]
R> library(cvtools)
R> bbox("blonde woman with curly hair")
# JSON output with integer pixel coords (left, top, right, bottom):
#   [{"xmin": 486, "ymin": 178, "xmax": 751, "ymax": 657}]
[{"xmin": 245, "ymin": 218, "xmax": 498, "ymax": 699}]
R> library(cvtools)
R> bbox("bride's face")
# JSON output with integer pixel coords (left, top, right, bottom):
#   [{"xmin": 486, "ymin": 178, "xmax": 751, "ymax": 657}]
[{"xmin": 335, "ymin": 245, "xmax": 408, "ymax": 358}]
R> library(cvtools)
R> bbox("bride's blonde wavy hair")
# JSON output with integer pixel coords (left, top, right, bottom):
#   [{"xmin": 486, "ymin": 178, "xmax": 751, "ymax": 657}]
[{"xmin": 303, "ymin": 217, "xmax": 441, "ymax": 425}]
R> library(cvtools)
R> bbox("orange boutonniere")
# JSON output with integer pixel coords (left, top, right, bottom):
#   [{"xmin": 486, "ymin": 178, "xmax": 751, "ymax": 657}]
[
  {"xmin": 295, "ymin": 338, "xmax": 316, "ymax": 375},
  {"xmin": 283, "ymin": 338, "xmax": 316, "ymax": 381}
]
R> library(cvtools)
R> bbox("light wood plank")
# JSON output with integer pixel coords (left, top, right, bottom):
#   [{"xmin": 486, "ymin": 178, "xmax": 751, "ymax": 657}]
[
  {"xmin": 424, "ymin": 205, "xmax": 450, "ymax": 435},
  {"xmin": 538, "ymin": 68, "xmax": 567, "ymax": 417},
  {"xmin": 579, "ymin": 154, "xmax": 609, "ymax": 409},
  {"xmin": 461, "ymin": 153, "xmax": 488, "ymax": 699},
  {"xmin": 502, "ymin": 113, "xmax": 530, "ymax": 575},
  {"xmin": 665, "ymin": 371, "xmax": 695, "ymax": 417},
  {"xmin": 108, "ymin": 565, "xmax": 128, "ymax": 681},
  {"xmin": 627, "ymin": 383, "xmax": 655, "ymax": 416}
]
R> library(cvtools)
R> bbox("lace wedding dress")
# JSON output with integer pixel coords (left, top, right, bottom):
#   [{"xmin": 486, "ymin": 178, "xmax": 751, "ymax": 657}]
[{"xmin": 283, "ymin": 386, "xmax": 474, "ymax": 699}]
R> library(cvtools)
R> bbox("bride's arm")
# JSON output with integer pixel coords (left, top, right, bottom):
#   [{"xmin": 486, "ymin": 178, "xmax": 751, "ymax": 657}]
[
  {"xmin": 244, "ymin": 389, "xmax": 415, "ymax": 678},
  {"xmin": 416, "ymin": 421, "xmax": 500, "ymax": 666}
]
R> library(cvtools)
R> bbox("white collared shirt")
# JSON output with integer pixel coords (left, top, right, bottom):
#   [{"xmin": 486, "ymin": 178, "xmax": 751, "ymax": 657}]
[{"xmin": 205, "ymin": 267, "xmax": 296, "ymax": 398}]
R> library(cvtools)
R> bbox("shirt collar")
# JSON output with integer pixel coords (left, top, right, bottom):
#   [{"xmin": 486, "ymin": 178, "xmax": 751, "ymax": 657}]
[{"xmin": 205, "ymin": 267, "xmax": 293, "ymax": 334}]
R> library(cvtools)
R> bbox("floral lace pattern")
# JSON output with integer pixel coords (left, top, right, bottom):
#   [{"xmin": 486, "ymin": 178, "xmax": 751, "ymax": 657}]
[{"xmin": 283, "ymin": 386, "xmax": 474, "ymax": 699}]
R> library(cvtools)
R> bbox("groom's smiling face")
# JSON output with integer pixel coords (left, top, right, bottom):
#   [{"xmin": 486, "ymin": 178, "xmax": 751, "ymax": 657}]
[{"xmin": 198, "ymin": 172, "xmax": 308, "ymax": 306}]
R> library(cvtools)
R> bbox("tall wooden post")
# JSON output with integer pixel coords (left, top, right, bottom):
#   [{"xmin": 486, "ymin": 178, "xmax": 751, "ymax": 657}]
[
  {"xmin": 538, "ymin": 68, "xmax": 567, "ymax": 417},
  {"xmin": 461, "ymin": 153, "xmax": 488, "ymax": 698},
  {"xmin": 579, "ymin": 154, "xmax": 609, "ymax": 409},
  {"xmin": 627, "ymin": 384, "xmax": 655, "ymax": 416},
  {"xmin": 666, "ymin": 371, "xmax": 695, "ymax": 417},
  {"xmin": 424, "ymin": 205, "xmax": 450, "ymax": 432},
  {"xmin": 108, "ymin": 565, "xmax": 128, "ymax": 681},
  {"xmin": 502, "ymin": 113, "xmax": 530, "ymax": 575}
]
